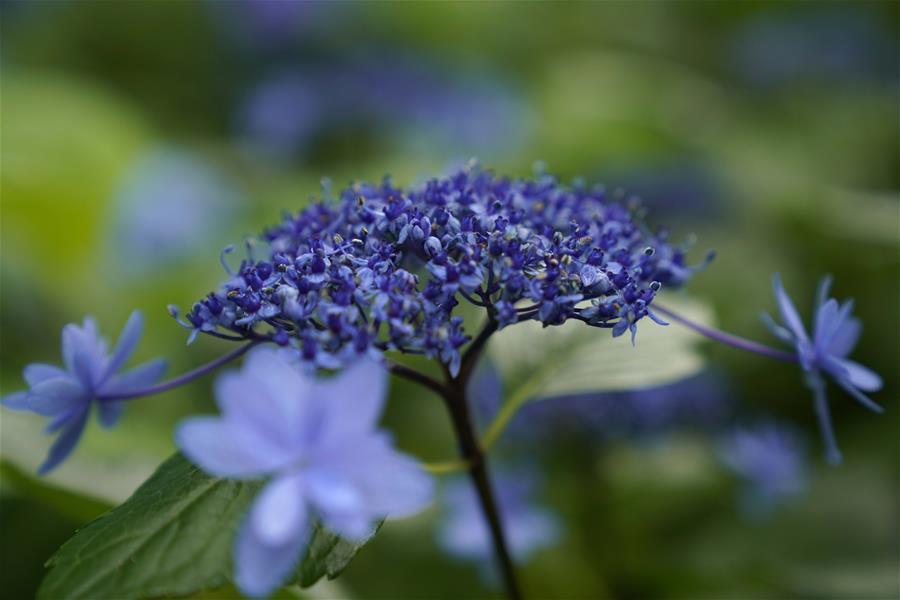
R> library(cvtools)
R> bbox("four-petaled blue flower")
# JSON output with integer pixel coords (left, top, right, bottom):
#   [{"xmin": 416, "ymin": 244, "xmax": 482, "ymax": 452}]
[
  {"xmin": 437, "ymin": 470, "xmax": 561, "ymax": 576},
  {"xmin": 765, "ymin": 274, "xmax": 883, "ymax": 464},
  {"xmin": 176, "ymin": 347, "xmax": 433, "ymax": 598},
  {"xmin": 1, "ymin": 311, "xmax": 166, "ymax": 474}
]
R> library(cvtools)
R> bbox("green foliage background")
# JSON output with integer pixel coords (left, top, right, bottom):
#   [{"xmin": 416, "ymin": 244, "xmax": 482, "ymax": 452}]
[{"xmin": 1, "ymin": 2, "xmax": 897, "ymax": 598}]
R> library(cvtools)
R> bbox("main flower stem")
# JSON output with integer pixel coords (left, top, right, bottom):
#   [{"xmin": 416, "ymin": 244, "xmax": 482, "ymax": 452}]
[
  {"xmin": 444, "ymin": 374, "xmax": 523, "ymax": 600},
  {"xmin": 383, "ymin": 317, "xmax": 521, "ymax": 598}
]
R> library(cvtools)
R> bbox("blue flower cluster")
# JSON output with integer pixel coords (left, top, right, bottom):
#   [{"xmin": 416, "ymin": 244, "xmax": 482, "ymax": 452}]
[{"xmin": 177, "ymin": 166, "xmax": 706, "ymax": 375}]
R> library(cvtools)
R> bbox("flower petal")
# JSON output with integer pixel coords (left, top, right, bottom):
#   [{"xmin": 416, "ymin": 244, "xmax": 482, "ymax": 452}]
[
  {"xmin": 28, "ymin": 378, "xmax": 86, "ymax": 416},
  {"xmin": 234, "ymin": 498, "xmax": 310, "ymax": 599},
  {"xmin": 23, "ymin": 364, "xmax": 68, "ymax": 387},
  {"xmin": 761, "ymin": 312, "xmax": 795, "ymax": 345},
  {"xmin": 317, "ymin": 510, "xmax": 374, "ymax": 542},
  {"xmin": 833, "ymin": 358, "xmax": 882, "ymax": 392},
  {"xmin": 100, "ymin": 358, "xmax": 167, "ymax": 396},
  {"xmin": 315, "ymin": 433, "xmax": 434, "ymax": 519},
  {"xmin": 772, "ymin": 273, "xmax": 808, "ymax": 343},
  {"xmin": 305, "ymin": 467, "xmax": 372, "ymax": 539},
  {"xmin": 1, "ymin": 391, "xmax": 29, "ymax": 410},
  {"xmin": 62, "ymin": 318, "xmax": 108, "ymax": 388},
  {"xmin": 217, "ymin": 348, "xmax": 315, "ymax": 447},
  {"xmin": 313, "ymin": 357, "xmax": 387, "ymax": 444},
  {"xmin": 814, "ymin": 275, "xmax": 833, "ymax": 315},
  {"xmin": 306, "ymin": 468, "xmax": 364, "ymax": 515},
  {"xmin": 813, "ymin": 298, "xmax": 840, "ymax": 351},
  {"xmin": 835, "ymin": 379, "xmax": 884, "ymax": 413},
  {"xmin": 38, "ymin": 406, "xmax": 90, "ymax": 474},
  {"xmin": 103, "ymin": 311, "xmax": 143, "ymax": 381},
  {"xmin": 251, "ymin": 473, "xmax": 307, "ymax": 546},
  {"xmin": 826, "ymin": 317, "xmax": 861, "ymax": 358},
  {"xmin": 175, "ymin": 417, "xmax": 293, "ymax": 479},
  {"xmin": 818, "ymin": 299, "xmax": 855, "ymax": 354}
]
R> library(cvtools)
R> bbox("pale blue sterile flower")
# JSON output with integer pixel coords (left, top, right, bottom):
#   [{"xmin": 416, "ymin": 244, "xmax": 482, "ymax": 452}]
[
  {"xmin": 437, "ymin": 470, "xmax": 561, "ymax": 579},
  {"xmin": 764, "ymin": 274, "xmax": 883, "ymax": 464},
  {"xmin": 1, "ymin": 311, "xmax": 166, "ymax": 474},
  {"xmin": 175, "ymin": 347, "xmax": 433, "ymax": 598}
]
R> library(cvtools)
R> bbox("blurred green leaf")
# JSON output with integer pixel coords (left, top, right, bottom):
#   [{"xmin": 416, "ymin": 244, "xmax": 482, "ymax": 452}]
[
  {"xmin": 39, "ymin": 454, "xmax": 374, "ymax": 600},
  {"xmin": 483, "ymin": 295, "xmax": 712, "ymax": 448},
  {"xmin": 0, "ymin": 409, "xmax": 168, "ymax": 505},
  {"xmin": 0, "ymin": 461, "xmax": 111, "ymax": 523},
  {"xmin": 0, "ymin": 70, "xmax": 150, "ymax": 297},
  {"xmin": 490, "ymin": 295, "xmax": 711, "ymax": 396}
]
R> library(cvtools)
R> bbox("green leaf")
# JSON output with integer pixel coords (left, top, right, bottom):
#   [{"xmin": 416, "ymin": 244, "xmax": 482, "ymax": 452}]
[
  {"xmin": 38, "ymin": 454, "xmax": 374, "ymax": 599},
  {"xmin": 483, "ymin": 295, "xmax": 713, "ymax": 448},
  {"xmin": 298, "ymin": 522, "xmax": 380, "ymax": 588}
]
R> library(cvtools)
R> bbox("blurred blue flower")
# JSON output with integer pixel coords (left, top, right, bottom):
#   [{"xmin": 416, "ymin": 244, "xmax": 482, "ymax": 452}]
[
  {"xmin": 212, "ymin": 0, "xmax": 333, "ymax": 48},
  {"xmin": 437, "ymin": 470, "xmax": 561, "ymax": 572},
  {"xmin": 731, "ymin": 8, "xmax": 898, "ymax": 88},
  {"xmin": 764, "ymin": 274, "xmax": 883, "ymax": 464},
  {"xmin": 110, "ymin": 148, "xmax": 240, "ymax": 275},
  {"xmin": 600, "ymin": 159, "xmax": 724, "ymax": 220},
  {"xmin": 719, "ymin": 422, "xmax": 807, "ymax": 518},
  {"xmin": 237, "ymin": 58, "xmax": 532, "ymax": 160},
  {"xmin": 1, "ymin": 311, "xmax": 166, "ymax": 474},
  {"xmin": 238, "ymin": 72, "xmax": 322, "ymax": 160},
  {"xmin": 176, "ymin": 348, "xmax": 433, "ymax": 598}
]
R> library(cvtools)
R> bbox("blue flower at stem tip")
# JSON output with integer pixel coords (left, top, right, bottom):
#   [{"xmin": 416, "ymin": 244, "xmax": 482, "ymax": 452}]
[
  {"xmin": 1, "ymin": 311, "xmax": 166, "ymax": 474},
  {"xmin": 175, "ymin": 347, "xmax": 433, "ymax": 598},
  {"xmin": 765, "ymin": 274, "xmax": 883, "ymax": 464}
]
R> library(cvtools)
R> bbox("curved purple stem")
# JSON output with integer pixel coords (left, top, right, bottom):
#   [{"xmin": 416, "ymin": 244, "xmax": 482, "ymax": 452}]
[
  {"xmin": 98, "ymin": 340, "xmax": 265, "ymax": 401},
  {"xmin": 653, "ymin": 303, "xmax": 798, "ymax": 363}
]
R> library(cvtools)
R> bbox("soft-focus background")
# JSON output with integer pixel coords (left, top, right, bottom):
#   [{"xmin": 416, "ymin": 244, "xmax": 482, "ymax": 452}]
[{"xmin": 1, "ymin": 2, "xmax": 898, "ymax": 599}]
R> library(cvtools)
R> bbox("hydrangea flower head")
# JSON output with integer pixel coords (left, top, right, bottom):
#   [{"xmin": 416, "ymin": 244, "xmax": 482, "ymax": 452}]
[
  {"xmin": 177, "ymin": 165, "xmax": 706, "ymax": 374},
  {"xmin": 437, "ymin": 470, "xmax": 561, "ymax": 570},
  {"xmin": 176, "ymin": 347, "xmax": 433, "ymax": 597},
  {"xmin": 719, "ymin": 422, "xmax": 807, "ymax": 518},
  {"xmin": 1, "ymin": 311, "xmax": 166, "ymax": 473},
  {"xmin": 765, "ymin": 274, "xmax": 883, "ymax": 463}
]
